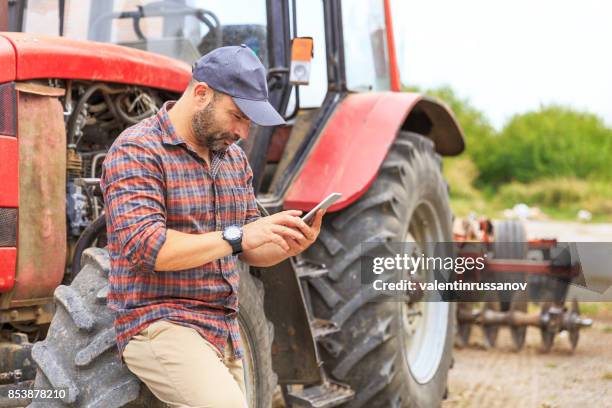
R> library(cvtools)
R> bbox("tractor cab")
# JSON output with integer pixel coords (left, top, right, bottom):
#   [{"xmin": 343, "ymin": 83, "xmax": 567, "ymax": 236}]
[
  {"xmin": 11, "ymin": 0, "xmax": 270, "ymax": 66},
  {"xmin": 6, "ymin": 0, "xmax": 399, "ymax": 201}
]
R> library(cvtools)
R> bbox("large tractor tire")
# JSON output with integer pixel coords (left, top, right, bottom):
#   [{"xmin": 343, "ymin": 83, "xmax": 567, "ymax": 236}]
[
  {"xmin": 303, "ymin": 131, "xmax": 455, "ymax": 407},
  {"xmin": 30, "ymin": 247, "xmax": 276, "ymax": 407},
  {"xmin": 491, "ymin": 220, "xmax": 529, "ymax": 349},
  {"xmin": 492, "ymin": 220, "xmax": 527, "ymax": 260}
]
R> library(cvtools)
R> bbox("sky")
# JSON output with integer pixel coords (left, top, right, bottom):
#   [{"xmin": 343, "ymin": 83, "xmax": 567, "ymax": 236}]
[{"xmin": 390, "ymin": 0, "xmax": 612, "ymax": 129}]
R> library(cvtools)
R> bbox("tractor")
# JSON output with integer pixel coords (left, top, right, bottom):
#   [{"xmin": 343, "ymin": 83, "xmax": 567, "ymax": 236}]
[{"xmin": 0, "ymin": 0, "xmax": 464, "ymax": 406}]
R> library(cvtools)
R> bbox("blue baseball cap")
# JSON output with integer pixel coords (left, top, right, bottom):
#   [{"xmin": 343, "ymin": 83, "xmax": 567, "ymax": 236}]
[{"xmin": 192, "ymin": 45, "xmax": 286, "ymax": 126}]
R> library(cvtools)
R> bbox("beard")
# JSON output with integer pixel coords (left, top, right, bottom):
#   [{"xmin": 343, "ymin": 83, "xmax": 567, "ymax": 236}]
[{"xmin": 191, "ymin": 99, "xmax": 240, "ymax": 152}]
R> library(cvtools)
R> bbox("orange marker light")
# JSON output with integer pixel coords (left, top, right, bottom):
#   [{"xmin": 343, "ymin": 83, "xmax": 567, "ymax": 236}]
[{"xmin": 289, "ymin": 37, "xmax": 314, "ymax": 85}]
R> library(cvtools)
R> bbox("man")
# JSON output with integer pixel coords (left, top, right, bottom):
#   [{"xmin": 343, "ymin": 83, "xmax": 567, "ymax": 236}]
[{"xmin": 101, "ymin": 45, "xmax": 324, "ymax": 408}]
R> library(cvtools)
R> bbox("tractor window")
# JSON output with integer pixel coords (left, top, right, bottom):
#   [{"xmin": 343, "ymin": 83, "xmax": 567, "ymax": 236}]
[
  {"xmin": 341, "ymin": 0, "xmax": 391, "ymax": 91},
  {"xmin": 293, "ymin": 0, "xmax": 328, "ymax": 108},
  {"xmin": 24, "ymin": 0, "xmax": 269, "ymax": 67},
  {"xmin": 22, "ymin": 0, "xmax": 60, "ymax": 36}
]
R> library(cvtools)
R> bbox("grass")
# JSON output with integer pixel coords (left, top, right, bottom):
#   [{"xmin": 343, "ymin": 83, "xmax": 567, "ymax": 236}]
[
  {"xmin": 578, "ymin": 302, "xmax": 612, "ymax": 316},
  {"xmin": 494, "ymin": 178, "xmax": 612, "ymax": 222},
  {"xmin": 444, "ymin": 157, "xmax": 612, "ymax": 222}
]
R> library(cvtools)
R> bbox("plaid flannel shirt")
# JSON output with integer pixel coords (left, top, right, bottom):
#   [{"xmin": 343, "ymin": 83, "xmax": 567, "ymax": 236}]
[{"xmin": 100, "ymin": 101, "xmax": 260, "ymax": 360}]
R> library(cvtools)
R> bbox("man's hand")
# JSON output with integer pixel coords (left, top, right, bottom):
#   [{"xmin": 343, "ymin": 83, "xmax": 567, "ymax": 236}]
[
  {"xmin": 284, "ymin": 209, "xmax": 325, "ymax": 257},
  {"xmin": 242, "ymin": 210, "xmax": 307, "ymax": 252}
]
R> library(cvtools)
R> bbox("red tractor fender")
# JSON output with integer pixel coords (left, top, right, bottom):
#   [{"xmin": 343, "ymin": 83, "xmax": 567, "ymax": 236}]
[
  {"xmin": 283, "ymin": 92, "xmax": 464, "ymax": 212},
  {"xmin": 0, "ymin": 32, "xmax": 191, "ymax": 92}
]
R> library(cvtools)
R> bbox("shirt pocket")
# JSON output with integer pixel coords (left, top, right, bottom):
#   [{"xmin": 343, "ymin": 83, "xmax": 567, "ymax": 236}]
[{"xmin": 231, "ymin": 186, "xmax": 250, "ymax": 226}]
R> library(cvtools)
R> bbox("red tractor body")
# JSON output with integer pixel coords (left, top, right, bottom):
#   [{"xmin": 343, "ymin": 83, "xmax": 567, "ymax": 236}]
[
  {"xmin": 284, "ymin": 91, "xmax": 463, "ymax": 212},
  {"xmin": 0, "ymin": 1, "xmax": 466, "ymax": 406},
  {"xmin": 0, "ymin": 32, "xmax": 191, "ymax": 299}
]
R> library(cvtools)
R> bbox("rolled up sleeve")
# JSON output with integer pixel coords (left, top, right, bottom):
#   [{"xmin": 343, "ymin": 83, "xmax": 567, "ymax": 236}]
[{"xmin": 101, "ymin": 141, "xmax": 167, "ymax": 274}]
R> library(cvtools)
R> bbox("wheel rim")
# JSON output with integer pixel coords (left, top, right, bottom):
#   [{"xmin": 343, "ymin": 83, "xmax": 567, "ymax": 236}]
[
  {"xmin": 400, "ymin": 202, "xmax": 450, "ymax": 384},
  {"xmin": 239, "ymin": 325, "xmax": 256, "ymax": 406}
]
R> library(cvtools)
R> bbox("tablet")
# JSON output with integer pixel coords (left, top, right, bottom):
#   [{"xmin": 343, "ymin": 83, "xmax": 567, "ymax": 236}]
[{"xmin": 302, "ymin": 193, "xmax": 342, "ymax": 224}]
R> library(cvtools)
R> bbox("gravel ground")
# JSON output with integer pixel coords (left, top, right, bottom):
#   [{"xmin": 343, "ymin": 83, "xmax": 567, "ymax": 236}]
[
  {"xmin": 443, "ymin": 312, "xmax": 612, "ymax": 408},
  {"xmin": 443, "ymin": 221, "xmax": 612, "ymax": 408},
  {"xmin": 525, "ymin": 220, "xmax": 612, "ymax": 242}
]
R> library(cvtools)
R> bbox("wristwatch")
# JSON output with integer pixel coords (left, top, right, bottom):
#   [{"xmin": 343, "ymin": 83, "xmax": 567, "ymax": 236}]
[{"xmin": 222, "ymin": 225, "xmax": 243, "ymax": 255}]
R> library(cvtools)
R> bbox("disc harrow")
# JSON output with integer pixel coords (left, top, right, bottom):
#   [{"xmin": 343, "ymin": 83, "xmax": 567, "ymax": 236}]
[
  {"xmin": 453, "ymin": 218, "xmax": 593, "ymax": 353},
  {"xmin": 456, "ymin": 299, "xmax": 592, "ymax": 351}
]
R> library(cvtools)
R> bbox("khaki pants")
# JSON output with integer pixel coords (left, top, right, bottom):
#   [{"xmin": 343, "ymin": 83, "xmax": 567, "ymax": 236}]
[{"xmin": 123, "ymin": 320, "xmax": 247, "ymax": 408}]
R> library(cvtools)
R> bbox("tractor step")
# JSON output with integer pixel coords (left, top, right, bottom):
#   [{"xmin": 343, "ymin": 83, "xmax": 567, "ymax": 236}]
[
  {"xmin": 294, "ymin": 259, "xmax": 329, "ymax": 279},
  {"xmin": 310, "ymin": 318, "xmax": 340, "ymax": 338},
  {"xmin": 285, "ymin": 380, "xmax": 354, "ymax": 408}
]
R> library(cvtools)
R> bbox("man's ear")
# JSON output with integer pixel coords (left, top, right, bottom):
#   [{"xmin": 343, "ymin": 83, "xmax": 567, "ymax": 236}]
[{"xmin": 192, "ymin": 82, "xmax": 213, "ymax": 107}]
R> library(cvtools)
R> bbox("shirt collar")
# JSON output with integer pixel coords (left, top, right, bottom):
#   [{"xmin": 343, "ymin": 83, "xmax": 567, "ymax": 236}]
[{"xmin": 158, "ymin": 101, "xmax": 184, "ymax": 146}]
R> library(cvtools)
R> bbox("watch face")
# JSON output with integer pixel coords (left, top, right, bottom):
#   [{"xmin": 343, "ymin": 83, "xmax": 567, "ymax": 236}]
[{"xmin": 225, "ymin": 225, "xmax": 242, "ymax": 241}]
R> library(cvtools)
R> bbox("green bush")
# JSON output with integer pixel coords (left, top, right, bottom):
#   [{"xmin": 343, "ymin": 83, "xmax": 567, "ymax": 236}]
[
  {"xmin": 402, "ymin": 85, "xmax": 612, "ymax": 220},
  {"xmin": 473, "ymin": 106, "xmax": 612, "ymax": 184},
  {"xmin": 406, "ymin": 85, "xmax": 612, "ymax": 186}
]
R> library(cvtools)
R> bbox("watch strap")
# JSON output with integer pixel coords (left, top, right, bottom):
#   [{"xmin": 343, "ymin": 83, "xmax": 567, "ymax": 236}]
[{"xmin": 230, "ymin": 240, "xmax": 243, "ymax": 256}]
